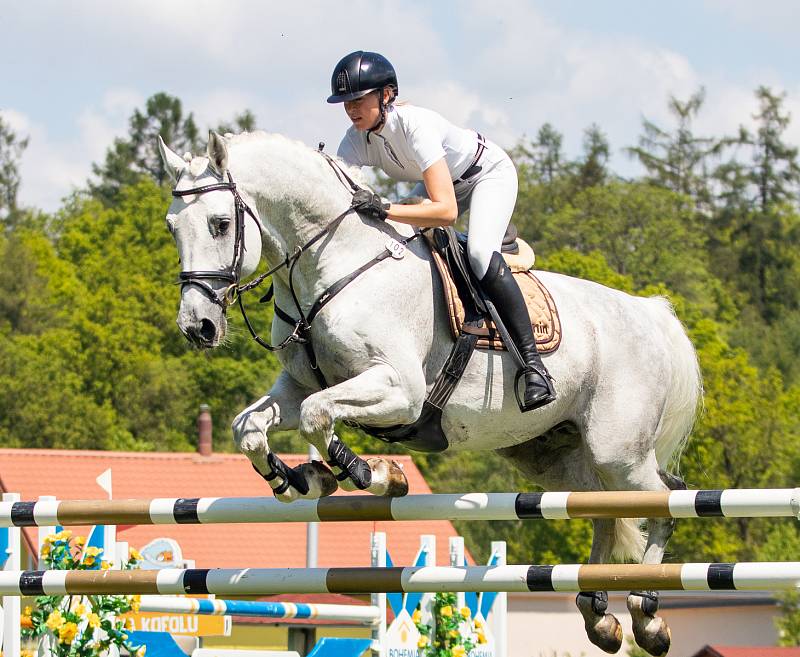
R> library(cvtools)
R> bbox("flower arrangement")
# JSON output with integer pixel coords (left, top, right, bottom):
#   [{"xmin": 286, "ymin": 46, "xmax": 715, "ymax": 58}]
[
  {"xmin": 413, "ymin": 592, "xmax": 488, "ymax": 657},
  {"xmin": 20, "ymin": 531, "xmax": 145, "ymax": 657}
]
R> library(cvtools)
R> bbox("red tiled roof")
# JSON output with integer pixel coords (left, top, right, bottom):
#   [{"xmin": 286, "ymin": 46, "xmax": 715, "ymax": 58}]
[
  {"xmin": 693, "ymin": 646, "xmax": 800, "ymax": 657},
  {"xmin": 0, "ymin": 448, "xmax": 471, "ymax": 569}
]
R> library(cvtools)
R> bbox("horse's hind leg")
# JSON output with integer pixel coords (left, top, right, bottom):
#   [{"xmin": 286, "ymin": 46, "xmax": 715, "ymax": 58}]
[
  {"xmin": 497, "ymin": 432, "xmax": 624, "ymax": 654},
  {"xmin": 625, "ymin": 467, "xmax": 686, "ymax": 657},
  {"xmin": 576, "ymin": 518, "xmax": 625, "ymax": 654},
  {"xmin": 298, "ymin": 364, "xmax": 426, "ymax": 496}
]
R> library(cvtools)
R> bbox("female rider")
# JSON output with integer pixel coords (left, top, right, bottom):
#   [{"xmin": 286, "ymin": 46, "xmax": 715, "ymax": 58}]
[{"xmin": 328, "ymin": 51, "xmax": 555, "ymax": 412}]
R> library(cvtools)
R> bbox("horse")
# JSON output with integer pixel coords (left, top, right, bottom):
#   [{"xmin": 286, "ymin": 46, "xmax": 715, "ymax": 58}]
[{"xmin": 159, "ymin": 130, "xmax": 702, "ymax": 656}]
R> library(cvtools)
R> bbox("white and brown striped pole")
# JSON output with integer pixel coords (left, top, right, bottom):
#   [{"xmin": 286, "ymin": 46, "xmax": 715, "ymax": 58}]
[
  {"xmin": 0, "ymin": 562, "xmax": 798, "ymax": 596},
  {"xmin": 2, "ymin": 489, "xmax": 798, "ymax": 527}
]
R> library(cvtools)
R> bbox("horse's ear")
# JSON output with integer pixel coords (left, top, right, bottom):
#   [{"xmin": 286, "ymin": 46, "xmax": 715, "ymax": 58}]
[
  {"xmin": 207, "ymin": 131, "xmax": 229, "ymax": 175},
  {"xmin": 157, "ymin": 135, "xmax": 187, "ymax": 182}
]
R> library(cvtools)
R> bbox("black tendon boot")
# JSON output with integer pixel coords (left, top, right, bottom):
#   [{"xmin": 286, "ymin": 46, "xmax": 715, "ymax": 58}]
[{"xmin": 480, "ymin": 251, "xmax": 556, "ymax": 411}]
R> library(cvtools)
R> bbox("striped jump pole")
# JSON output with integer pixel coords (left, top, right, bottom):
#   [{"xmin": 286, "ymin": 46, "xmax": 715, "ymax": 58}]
[
  {"xmin": 2, "ymin": 489, "xmax": 798, "ymax": 527},
  {"xmin": 138, "ymin": 596, "xmax": 381, "ymax": 624},
  {"xmin": 1, "ymin": 563, "xmax": 799, "ymax": 596}
]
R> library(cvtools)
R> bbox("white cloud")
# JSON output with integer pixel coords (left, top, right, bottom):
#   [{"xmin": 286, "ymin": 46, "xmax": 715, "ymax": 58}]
[{"xmin": 5, "ymin": 1, "xmax": 800, "ymax": 210}]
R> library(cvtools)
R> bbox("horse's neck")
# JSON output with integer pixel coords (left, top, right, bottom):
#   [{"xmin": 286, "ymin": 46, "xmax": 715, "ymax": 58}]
[{"xmin": 230, "ymin": 136, "xmax": 389, "ymax": 305}]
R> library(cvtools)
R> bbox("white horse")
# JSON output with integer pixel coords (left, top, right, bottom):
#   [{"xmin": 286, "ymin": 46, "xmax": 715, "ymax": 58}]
[{"xmin": 159, "ymin": 131, "xmax": 702, "ymax": 656}]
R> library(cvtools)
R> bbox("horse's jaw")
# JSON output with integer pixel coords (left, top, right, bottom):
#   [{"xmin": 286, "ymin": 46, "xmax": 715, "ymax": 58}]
[{"xmin": 177, "ymin": 287, "xmax": 229, "ymax": 349}]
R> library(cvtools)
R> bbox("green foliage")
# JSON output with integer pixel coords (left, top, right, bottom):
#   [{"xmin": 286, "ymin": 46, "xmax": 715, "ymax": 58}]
[
  {"xmin": 414, "ymin": 592, "xmax": 482, "ymax": 657},
  {"xmin": 0, "ymin": 114, "xmax": 29, "ymax": 226},
  {"xmin": 5, "ymin": 86, "xmax": 800, "ymax": 573},
  {"xmin": 23, "ymin": 531, "xmax": 144, "ymax": 657}
]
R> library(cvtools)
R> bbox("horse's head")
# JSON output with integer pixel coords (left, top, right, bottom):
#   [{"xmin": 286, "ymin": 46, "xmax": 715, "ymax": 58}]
[{"xmin": 159, "ymin": 132, "xmax": 263, "ymax": 348}]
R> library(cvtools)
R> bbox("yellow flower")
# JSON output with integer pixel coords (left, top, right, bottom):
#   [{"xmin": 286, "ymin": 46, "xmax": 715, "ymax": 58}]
[
  {"xmin": 87, "ymin": 613, "xmax": 101, "ymax": 629},
  {"xmin": 129, "ymin": 548, "xmax": 142, "ymax": 561},
  {"xmin": 21, "ymin": 650, "xmax": 34, "ymax": 657},
  {"xmin": 417, "ymin": 636, "xmax": 429, "ymax": 648},
  {"xmin": 135, "ymin": 647, "xmax": 147, "ymax": 657},
  {"xmin": 23, "ymin": 606, "xmax": 32, "ymax": 616},
  {"xmin": 477, "ymin": 631, "xmax": 487, "ymax": 644},
  {"xmin": 20, "ymin": 615, "xmax": 33, "ymax": 629},
  {"xmin": 448, "ymin": 630, "xmax": 459, "ymax": 638},
  {"xmin": 39, "ymin": 544, "xmax": 51, "ymax": 557},
  {"xmin": 46, "ymin": 610, "xmax": 65, "ymax": 631},
  {"xmin": 72, "ymin": 603, "xmax": 86, "ymax": 616},
  {"xmin": 74, "ymin": 536, "xmax": 86, "ymax": 546},
  {"xmin": 439, "ymin": 605, "xmax": 453, "ymax": 617},
  {"xmin": 55, "ymin": 530, "xmax": 72, "ymax": 541},
  {"xmin": 101, "ymin": 561, "xmax": 112, "ymax": 570},
  {"xmin": 58, "ymin": 622, "xmax": 78, "ymax": 644},
  {"xmin": 411, "ymin": 608, "xmax": 422, "ymax": 624},
  {"xmin": 83, "ymin": 557, "xmax": 96, "ymax": 567},
  {"xmin": 459, "ymin": 606, "xmax": 471, "ymax": 619},
  {"xmin": 474, "ymin": 619, "xmax": 483, "ymax": 629},
  {"xmin": 131, "ymin": 597, "xmax": 141, "ymax": 613},
  {"xmin": 84, "ymin": 546, "xmax": 102, "ymax": 558},
  {"xmin": 452, "ymin": 646, "xmax": 467, "ymax": 657}
]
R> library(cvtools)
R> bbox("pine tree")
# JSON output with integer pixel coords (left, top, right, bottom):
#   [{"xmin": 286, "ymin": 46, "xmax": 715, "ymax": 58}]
[{"xmin": 0, "ymin": 115, "xmax": 29, "ymax": 226}]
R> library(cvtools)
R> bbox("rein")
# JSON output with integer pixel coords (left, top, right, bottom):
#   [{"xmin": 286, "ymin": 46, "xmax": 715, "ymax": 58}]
[{"xmin": 172, "ymin": 148, "xmax": 422, "ymax": 387}]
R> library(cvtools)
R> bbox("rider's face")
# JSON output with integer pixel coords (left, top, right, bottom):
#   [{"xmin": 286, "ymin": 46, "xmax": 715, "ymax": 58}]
[{"xmin": 343, "ymin": 91, "xmax": 381, "ymax": 131}]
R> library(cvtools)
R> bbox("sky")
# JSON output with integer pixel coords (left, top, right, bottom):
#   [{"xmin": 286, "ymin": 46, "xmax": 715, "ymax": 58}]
[{"xmin": 3, "ymin": 0, "xmax": 800, "ymax": 212}]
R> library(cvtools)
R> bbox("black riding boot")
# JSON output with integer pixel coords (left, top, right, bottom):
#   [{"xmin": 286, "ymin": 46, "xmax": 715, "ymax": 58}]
[{"xmin": 480, "ymin": 251, "xmax": 556, "ymax": 412}]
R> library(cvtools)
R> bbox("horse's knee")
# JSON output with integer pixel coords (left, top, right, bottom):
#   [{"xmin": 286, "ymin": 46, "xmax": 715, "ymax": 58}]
[
  {"xmin": 299, "ymin": 396, "xmax": 333, "ymax": 438},
  {"xmin": 231, "ymin": 410, "xmax": 269, "ymax": 456}
]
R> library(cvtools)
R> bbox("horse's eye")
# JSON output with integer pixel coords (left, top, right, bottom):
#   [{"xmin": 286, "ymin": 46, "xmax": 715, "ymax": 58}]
[{"xmin": 211, "ymin": 216, "xmax": 231, "ymax": 237}]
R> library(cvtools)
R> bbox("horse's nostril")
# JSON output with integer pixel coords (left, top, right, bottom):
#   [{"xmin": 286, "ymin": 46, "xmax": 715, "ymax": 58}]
[{"xmin": 199, "ymin": 318, "xmax": 217, "ymax": 343}]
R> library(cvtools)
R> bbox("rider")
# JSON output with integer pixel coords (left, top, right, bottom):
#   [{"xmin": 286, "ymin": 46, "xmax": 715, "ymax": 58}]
[{"xmin": 328, "ymin": 51, "xmax": 555, "ymax": 412}]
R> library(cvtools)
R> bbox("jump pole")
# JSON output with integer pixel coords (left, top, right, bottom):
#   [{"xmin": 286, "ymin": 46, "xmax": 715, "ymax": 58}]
[
  {"xmin": 1, "ymin": 563, "xmax": 799, "ymax": 596},
  {"xmin": 2, "ymin": 489, "xmax": 799, "ymax": 527},
  {"xmin": 138, "ymin": 596, "xmax": 381, "ymax": 624}
]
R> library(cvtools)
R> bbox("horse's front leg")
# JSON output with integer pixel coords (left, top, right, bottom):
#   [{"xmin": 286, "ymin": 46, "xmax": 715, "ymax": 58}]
[
  {"xmin": 298, "ymin": 364, "xmax": 424, "ymax": 496},
  {"xmin": 232, "ymin": 371, "xmax": 338, "ymax": 502}
]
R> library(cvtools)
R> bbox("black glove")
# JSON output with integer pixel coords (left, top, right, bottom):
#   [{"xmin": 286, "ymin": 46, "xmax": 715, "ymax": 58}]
[{"xmin": 352, "ymin": 188, "xmax": 390, "ymax": 220}]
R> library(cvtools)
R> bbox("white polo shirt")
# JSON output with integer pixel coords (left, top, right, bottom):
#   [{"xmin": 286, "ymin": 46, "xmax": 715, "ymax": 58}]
[{"xmin": 337, "ymin": 104, "xmax": 480, "ymax": 182}]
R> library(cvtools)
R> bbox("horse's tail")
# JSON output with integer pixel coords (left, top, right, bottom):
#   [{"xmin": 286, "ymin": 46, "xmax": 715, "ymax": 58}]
[
  {"xmin": 612, "ymin": 295, "xmax": 703, "ymax": 561},
  {"xmin": 647, "ymin": 296, "xmax": 703, "ymax": 472}
]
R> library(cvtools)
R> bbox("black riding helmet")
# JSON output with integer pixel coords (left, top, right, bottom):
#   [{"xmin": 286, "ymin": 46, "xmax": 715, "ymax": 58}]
[{"xmin": 327, "ymin": 51, "xmax": 398, "ymax": 103}]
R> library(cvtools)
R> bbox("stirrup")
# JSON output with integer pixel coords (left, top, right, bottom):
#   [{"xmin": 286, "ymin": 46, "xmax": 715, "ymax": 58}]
[{"xmin": 513, "ymin": 367, "xmax": 556, "ymax": 413}]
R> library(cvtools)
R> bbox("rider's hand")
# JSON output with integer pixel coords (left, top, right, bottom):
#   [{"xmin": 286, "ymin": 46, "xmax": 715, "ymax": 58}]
[{"xmin": 352, "ymin": 188, "xmax": 390, "ymax": 221}]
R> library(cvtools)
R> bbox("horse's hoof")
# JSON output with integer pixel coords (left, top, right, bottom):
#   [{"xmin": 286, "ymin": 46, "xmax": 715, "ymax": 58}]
[
  {"xmin": 632, "ymin": 615, "xmax": 671, "ymax": 656},
  {"xmin": 272, "ymin": 461, "xmax": 337, "ymax": 503},
  {"xmin": 366, "ymin": 458, "xmax": 408, "ymax": 497},
  {"xmin": 583, "ymin": 612, "xmax": 623, "ymax": 654},
  {"xmin": 300, "ymin": 461, "xmax": 338, "ymax": 497}
]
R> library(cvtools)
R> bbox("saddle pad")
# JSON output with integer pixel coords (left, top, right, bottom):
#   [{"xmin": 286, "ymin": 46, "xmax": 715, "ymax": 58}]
[{"xmin": 429, "ymin": 243, "xmax": 562, "ymax": 353}]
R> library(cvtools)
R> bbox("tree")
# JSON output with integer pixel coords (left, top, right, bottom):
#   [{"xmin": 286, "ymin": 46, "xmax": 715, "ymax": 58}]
[
  {"xmin": 575, "ymin": 124, "xmax": 610, "ymax": 189},
  {"xmin": 0, "ymin": 115, "xmax": 29, "ymax": 225},
  {"xmin": 215, "ymin": 110, "xmax": 257, "ymax": 135},
  {"xmin": 626, "ymin": 88, "xmax": 723, "ymax": 212},
  {"xmin": 90, "ymin": 93, "xmax": 201, "ymax": 204},
  {"xmin": 748, "ymin": 86, "xmax": 800, "ymax": 213}
]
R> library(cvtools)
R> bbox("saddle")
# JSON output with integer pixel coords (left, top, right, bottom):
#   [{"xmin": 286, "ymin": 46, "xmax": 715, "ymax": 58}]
[
  {"xmin": 428, "ymin": 227, "xmax": 561, "ymax": 353},
  {"xmin": 360, "ymin": 224, "xmax": 561, "ymax": 452}
]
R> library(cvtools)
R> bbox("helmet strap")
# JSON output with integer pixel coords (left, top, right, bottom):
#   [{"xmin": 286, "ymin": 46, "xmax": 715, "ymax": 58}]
[{"xmin": 366, "ymin": 88, "xmax": 389, "ymax": 143}]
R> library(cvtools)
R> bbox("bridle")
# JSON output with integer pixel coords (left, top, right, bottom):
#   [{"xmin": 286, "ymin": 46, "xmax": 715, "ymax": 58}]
[
  {"xmin": 171, "ymin": 148, "xmax": 424, "ymax": 387},
  {"xmin": 172, "ymin": 171, "xmax": 253, "ymax": 309}
]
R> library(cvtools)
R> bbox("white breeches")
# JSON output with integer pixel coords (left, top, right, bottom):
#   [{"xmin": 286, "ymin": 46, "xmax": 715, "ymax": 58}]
[{"xmin": 411, "ymin": 139, "xmax": 519, "ymax": 279}]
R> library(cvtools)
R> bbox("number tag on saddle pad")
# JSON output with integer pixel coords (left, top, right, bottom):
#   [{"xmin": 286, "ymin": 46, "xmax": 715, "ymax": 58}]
[{"xmin": 385, "ymin": 238, "xmax": 406, "ymax": 259}]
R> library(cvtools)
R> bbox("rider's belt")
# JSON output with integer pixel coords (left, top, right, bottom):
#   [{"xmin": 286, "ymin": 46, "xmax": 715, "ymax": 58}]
[{"xmin": 454, "ymin": 133, "xmax": 487, "ymax": 184}]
